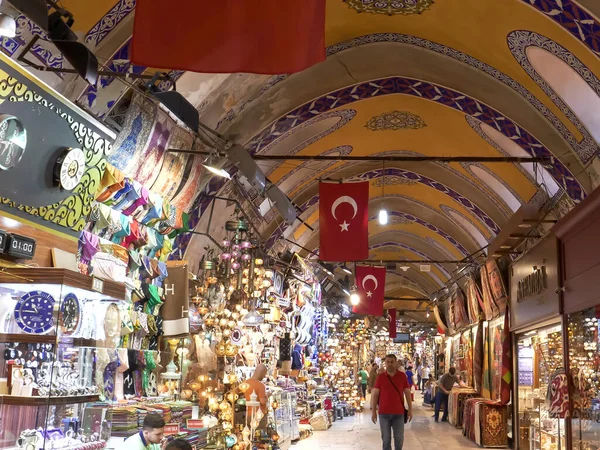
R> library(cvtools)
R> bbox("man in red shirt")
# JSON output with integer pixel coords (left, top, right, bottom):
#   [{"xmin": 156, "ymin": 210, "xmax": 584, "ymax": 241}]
[{"xmin": 371, "ymin": 354, "xmax": 413, "ymax": 450}]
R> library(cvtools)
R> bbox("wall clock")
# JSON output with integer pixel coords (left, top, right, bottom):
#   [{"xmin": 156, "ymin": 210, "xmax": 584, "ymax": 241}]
[
  {"xmin": 54, "ymin": 147, "xmax": 86, "ymax": 191},
  {"xmin": 0, "ymin": 115, "xmax": 26, "ymax": 171},
  {"xmin": 59, "ymin": 293, "xmax": 80, "ymax": 335},
  {"xmin": 14, "ymin": 291, "xmax": 55, "ymax": 334}
]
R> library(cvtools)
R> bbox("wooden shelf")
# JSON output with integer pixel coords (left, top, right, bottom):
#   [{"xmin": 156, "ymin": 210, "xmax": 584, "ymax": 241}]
[
  {"xmin": 0, "ymin": 333, "xmax": 56, "ymax": 344},
  {"xmin": 0, "ymin": 394, "xmax": 99, "ymax": 406}
]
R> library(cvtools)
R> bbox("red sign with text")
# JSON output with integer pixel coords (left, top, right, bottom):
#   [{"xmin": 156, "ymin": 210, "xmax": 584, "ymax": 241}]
[
  {"xmin": 186, "ymin": 419, "xmax": 204, "ymax": 430},
  {"xmin": 164, "ymin": 424, "xmax": 180, "ymax": 436}
]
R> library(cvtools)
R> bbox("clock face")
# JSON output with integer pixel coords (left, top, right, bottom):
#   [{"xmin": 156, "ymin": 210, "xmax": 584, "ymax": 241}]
[
  {"xmin": 0, "ymin": 115, "xmax": 26, "ymax": 171},
  {"xmin": 14, "ymin": 291, "xmax": 55, "ymax": 334},
  {"xmin": 58, "ymin": 148, "xmax": 85, "ymax": 191},
  {"xmin": 59, "ymin": 293, "xmax": 80, "ymax": 335}
]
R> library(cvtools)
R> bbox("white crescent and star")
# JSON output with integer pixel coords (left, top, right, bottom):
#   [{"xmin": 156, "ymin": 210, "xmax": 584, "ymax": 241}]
[
  {"xmin": 331, "ymin": 196, "xmax": 358, "ymax": 232},
  {"xmin": 362, "ymin": 274, "xmax": 379, "ymax": 298}
]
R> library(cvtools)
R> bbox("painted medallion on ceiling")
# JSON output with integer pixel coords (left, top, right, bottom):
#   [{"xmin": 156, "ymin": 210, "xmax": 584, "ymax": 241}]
[
  {"xmin": 366, "ymin": 110, "xmax": 426, "ymax": 131},
  {"xmin": 344, "ymin": 0, "xmax": 434, "ymax": 15}
]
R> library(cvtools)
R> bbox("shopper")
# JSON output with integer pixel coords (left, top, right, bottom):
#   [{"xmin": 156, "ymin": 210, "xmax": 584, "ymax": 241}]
[
  {"xmin": 434, "ymin": 366, "xmax": 462, "ymax": 423},
  {"xmin": 358, "ymin": 366, "xmax": 369, "ymax": 400},
  {"xmin": 405, "ymin": 365, "xmax": 415, "ymax": 401},
  {"xmin": 371, "ymin": 354, "xmax": 413, "ymax": 450},
  {"xmin": 165, "ymin": 440, "xmax": 192, "ymax": 450},
  {"xmin": 416, "ymin": 363, "xmax": 423, "ymax": 391},
  {"xmin": 244, "ymin": 363, "xmax": 269, "ymax": 415},
  {"xmin": 368, "ymin": 362, "xmax": 379, "ymax": 393},
  {"xmin": 423, "ymin": 374, "xmax": 435, "ymax": 407},
  {"xmin": 421, "ymin": 364, "xmax": 431, "ymax": 391},
  {"xmin": 119, "ymin": 413, "xmax": 165, "ymax": 450}
]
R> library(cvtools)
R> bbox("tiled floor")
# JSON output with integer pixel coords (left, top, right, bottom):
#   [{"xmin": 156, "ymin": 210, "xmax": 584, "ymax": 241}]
[{"xmin": 290, "ymin": 394, "xmax": 481, "ymax": 450}]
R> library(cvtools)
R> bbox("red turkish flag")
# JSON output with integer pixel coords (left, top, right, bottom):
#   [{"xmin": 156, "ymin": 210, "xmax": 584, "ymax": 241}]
[
  {"xmin": 389, "ymin": 309, "xmax": 397, "ymax": 339},
  {"xmin": 131, "ymin": 0, "xmax": 326, "ymax": 74},
  {"xmin": 352, "ymin": 265, "xmax": 386, "ymax": 316},
  {"xmin": 319, "ymin": 181, "xmax": 369, "ymax": 262}
]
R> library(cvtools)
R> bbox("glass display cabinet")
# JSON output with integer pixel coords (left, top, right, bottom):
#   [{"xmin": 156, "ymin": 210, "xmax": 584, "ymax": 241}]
[{"xmin": 0, "ymin": 268, "xmax": 127, "ymax": 450}]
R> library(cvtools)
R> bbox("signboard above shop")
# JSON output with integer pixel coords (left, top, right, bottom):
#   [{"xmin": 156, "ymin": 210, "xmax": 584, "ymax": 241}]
[{"xmin": 510, "ymin": 235, "xmax": 560, "ymax": 331}]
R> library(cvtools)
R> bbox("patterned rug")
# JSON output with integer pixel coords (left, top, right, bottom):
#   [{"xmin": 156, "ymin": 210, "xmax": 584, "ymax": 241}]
[{"xmin": 481, "ymin": 403, "xmax": 507, "ymax": 447}]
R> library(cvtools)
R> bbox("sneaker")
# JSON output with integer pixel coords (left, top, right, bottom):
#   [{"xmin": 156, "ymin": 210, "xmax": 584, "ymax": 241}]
[{"xmin": 435, "ymin": 420, "xmax": 439, "ymax": 423}]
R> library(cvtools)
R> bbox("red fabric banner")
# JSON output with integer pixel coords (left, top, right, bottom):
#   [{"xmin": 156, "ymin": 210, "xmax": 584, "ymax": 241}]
[
  {"xmin": 319, "ymin": 181, "xmax": 369, "ymax": 262},
  {"xmin": 131, "ymin": 0, "xmax": 326, "ymax": 75},
  {"xmin": 500, "ymin": 308, "xmax": 512, "ymax": 404},
  {"xmin": 388, "ymin": 309, "xmax": 397, "ymax": 339},
  {"xmin": 352, "ymin": 265, "xmax": 386, "ymax": 316}
]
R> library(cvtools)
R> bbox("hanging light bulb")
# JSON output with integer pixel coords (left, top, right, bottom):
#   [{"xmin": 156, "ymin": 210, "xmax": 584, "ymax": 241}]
[
  {"xmin": 350, "ymin": 288, "xmax": 360, "ymax": 306},
  {"xmin": 378, "ymin": 208, "xmax": 388, "ymax": 225},
  {"xmin": 203, "ymin": 164, "xmax": 231, "ymax": 179}
]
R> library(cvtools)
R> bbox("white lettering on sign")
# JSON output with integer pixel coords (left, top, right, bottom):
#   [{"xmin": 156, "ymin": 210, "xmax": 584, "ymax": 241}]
[{"xmin": 164, "ymin": 284, "xmax": 175, "ymax": 295}]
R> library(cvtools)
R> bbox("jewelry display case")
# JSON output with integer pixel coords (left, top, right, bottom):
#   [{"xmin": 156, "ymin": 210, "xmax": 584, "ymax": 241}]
[{"xmin": 0, "ymin": 268, "xmax": 127, "ymax": 450}]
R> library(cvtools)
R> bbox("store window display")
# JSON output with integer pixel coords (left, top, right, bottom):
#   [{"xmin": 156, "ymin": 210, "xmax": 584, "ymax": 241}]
[
  {"xmin": 516, "ymin": 324, "xmax": 565, "ymax": 450},
  {"xmin": 568, "ymin": 308, "xmax": 600, "ymax": 450}
]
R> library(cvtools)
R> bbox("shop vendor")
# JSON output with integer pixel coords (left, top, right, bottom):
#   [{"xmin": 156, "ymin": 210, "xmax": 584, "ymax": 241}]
[{"xmin": 119, "ymin": 414, "xmax": 165, "ymax": 450}]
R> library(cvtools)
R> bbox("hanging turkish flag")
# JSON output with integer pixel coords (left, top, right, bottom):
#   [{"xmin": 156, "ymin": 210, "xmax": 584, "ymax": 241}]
[
  {"xmin": 319, "ymin": 181, "xmax": 369, "ymax": 262},
  {"xmin": 352, "ymin": 265, "xmax": 386, "ymax": 316},
  {"xmin": 388, "ymin": 309, "xmax": 397, "ymax": 339},
  {"xmin": 131, "ymin": 0, "xmax": 326, "ymax": 75}
]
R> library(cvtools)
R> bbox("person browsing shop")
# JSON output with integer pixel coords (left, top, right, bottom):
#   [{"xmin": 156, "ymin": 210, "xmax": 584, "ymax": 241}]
[
  {"xmin": 244, "ymin": 363, "xmax": 269, "ymax": 414},
  {"xmin": 358, "ymin": 366, "xmax": 369, "ymax": 400},
  {"xmin": 368, "ymin": 362, "xmax": 379, "ymax": 394},
  {"xmin": 434, "ymin": 366, "xmax": 465, "ymax": 423},
  {"xmin": 371, "ymin": 354, "xmax": 413, "ymax": 450},
  {"xmin": 119, "ymin": 414, "xmax": 165, "ymax": 450}
]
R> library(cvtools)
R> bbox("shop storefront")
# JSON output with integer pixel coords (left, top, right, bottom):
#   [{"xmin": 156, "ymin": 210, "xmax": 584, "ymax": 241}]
[
  {"xmin": 554, "ymin": 187, "xmax": 600, "ymax": 450},
  {"xmin": 510, "ymin": 234, "xmax": 563, "ymax": 450}
]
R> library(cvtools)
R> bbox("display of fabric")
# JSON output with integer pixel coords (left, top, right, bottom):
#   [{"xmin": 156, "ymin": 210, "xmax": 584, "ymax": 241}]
[
  {"xmin": 473, "ymin": 321, "xmax": 484, "ymax": 394},
  {"xmin": 448, "ymin": 388, "xmax": 477, "ymax": 427},
  {"xmin": 466, "ymin": 277, "xmax": 483, "ymax": 324},
  {"xmin": 433, "ymin": 305, "xmax": 449, "ymax": 334},
  {"xmin": 480, "ymin": 265, "xmax": 500, "ymax": 319},
  {"xmin": 449, "ymin": 289, "xmax": 469, "ymax": 331},
  {"xmin": 485, "ymin": 260, "xmax": 508, "ymax": 315},
  {"xmin": 500, "ymin": 308, "xmax": 512, "ymax": 405},
  {"xmin": 482, "ymin": 324, "xmax": 492, "ymax": 400},
  {"xmin": 481, "ymin": 402, "xmax": 508, "ymax": 447},
  {"xmin": 490, "ymin": 318, "xmax": 504, "ymax": 401},
  {"xmin": 459, "ymin": 329, "xmax": 474, "ymax": 387},
  {"xmin": 547, "ymin": 368, "xmax": 570, "ymax": 418}
]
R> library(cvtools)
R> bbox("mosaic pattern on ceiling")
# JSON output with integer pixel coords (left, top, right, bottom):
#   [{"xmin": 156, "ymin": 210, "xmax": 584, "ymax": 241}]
[
  {"xmin": 373, "ymin": 175, "xmax": 417, "ymax": 187},
  {"xmin": 246, "ymin": 76, "xmax": 584, "ymax": 204},
  {"xmin": 365, "ymin": 110, "xmax": 426, "ymax": 131},
  {"xmin": 237, "ymin": 33, "xmax": 594, "ymax": 165},
  {"xmin": 85, "ymin": 0, "xmax": 136, "ymax": 46},
  {"xmin": 343, "ymin": 0, "xmax": 435, "ymax": 15},
  {"xmin": 508, "ymin": 30, "xmax": 600, "ymax": 163},
  {"xmin": 520, "ymin": 0, "xmax": 600, "ymax": 57}
]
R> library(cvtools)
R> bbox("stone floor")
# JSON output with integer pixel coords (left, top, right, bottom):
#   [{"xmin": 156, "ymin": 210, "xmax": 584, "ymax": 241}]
[{"xmin": 290, "ymin": 393, "xmax": 481, "ymax": 450}]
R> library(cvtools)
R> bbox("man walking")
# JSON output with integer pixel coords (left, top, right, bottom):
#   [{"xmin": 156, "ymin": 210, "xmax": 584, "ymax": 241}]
[
  {"xmin": 358, "ymin": 366, "xmax": 369, "ymax": 400},
  {"xmin": 371, "ymin": 354, "xmax": 413, "ymax": 450},
  {"xmin": 421, "ymin": 364, "xmax": 431, "ymax": 391},
  {"xmin": 434, "ymin": 366, "xmax": 462, "ymax": 423},
  {"xmin": 416, "ymin": 363, "xmax": 423, "ymax": 391}
]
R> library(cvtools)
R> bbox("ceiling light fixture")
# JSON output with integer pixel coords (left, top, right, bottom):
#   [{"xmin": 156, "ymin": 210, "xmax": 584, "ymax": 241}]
[
  {"xmin": 203, "ymin": 160, "xmax": 231, "ymax": 179},
  {"xmin": 349, "ymin": 286, "xmax": 360, "ymax": 306},
  {"xmin": 378, "ymin": 161, "xmax": 388, "ymax": 226},
  {"xmin": 399, "ymin": 265, "xmax": 410, "ymax": 272},
  {"xmin": 341, "ymin": 265, "xmax": 352, "ymax": 275}
]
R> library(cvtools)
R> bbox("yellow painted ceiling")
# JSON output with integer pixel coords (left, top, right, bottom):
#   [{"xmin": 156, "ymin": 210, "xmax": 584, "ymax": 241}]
[
  {"xmin": 60, "ymin": 0, "xmax": 118, "ymax": 33},
  {"xmin": 270, "ymin": 96, "xmax": 537, "ymax": 203}
]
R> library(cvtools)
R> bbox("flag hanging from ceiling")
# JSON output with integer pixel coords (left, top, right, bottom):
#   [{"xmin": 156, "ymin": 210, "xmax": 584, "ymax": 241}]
[
  {"xmin": 388, "ymin": 309, "xmax": 397, "ymax": 339},
  {"xmin": 353, "ymin": 265, "xmax": 386, "ymax": 316},
  {"xmin": 319, "ymin": 181, "xmax": 369, "ymax": 262},
  {"xmin": 131, "ymin": 0, "xmax": 326, "ymax": 75},
  {"xmin": 500, "ymin": 308, "xmax": 512, "ymax": 404}
]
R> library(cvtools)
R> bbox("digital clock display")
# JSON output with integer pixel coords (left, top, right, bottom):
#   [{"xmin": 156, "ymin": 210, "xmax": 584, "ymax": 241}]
[
  {"xmin": 0, "ymin": 230, "xmax": 6, "ymax": 252},
  {"xmin": 7, "ymin": 233, "xmax": 36, "ymax": 259}
]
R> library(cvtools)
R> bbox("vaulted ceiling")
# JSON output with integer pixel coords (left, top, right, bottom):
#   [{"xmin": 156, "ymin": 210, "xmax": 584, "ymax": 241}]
[{"xmin": 7, "ymin": 0, "xmax": 600, "ymax": 323}]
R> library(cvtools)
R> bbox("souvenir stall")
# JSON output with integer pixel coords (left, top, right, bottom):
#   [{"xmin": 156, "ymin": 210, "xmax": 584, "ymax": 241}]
[
  {"xmin": 509, "ymin": 234, "xmax": 564, "ymax": 450},
  {"xmin": 554, "ymin": 187, "xmax": 600, "ymax": 450}
]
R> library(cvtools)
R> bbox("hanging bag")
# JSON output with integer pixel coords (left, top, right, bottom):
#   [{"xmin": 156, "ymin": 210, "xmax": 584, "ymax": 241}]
[{"xmin": 386, "ymin": 374, "xmax": 409, "ymax": 424}]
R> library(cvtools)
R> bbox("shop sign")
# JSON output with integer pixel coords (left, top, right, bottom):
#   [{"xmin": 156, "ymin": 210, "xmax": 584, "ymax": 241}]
[
  {"xmin": 164, "ymin": 424, "xmax": 180, "ymax": 435},
  {"xmin": 517, "ymin": 266, "xmax": 548, "ymax": 302},
  {"xmin": 510, "ymin": 235, "xmax": 559, "ymax": 331},
  {"xmin": 276, "ymin": 295, "xmax": 290, "ymax": 308},
  {"xmin": 186, "ymin": 419, "xmax": 204, "ymax": 430}
]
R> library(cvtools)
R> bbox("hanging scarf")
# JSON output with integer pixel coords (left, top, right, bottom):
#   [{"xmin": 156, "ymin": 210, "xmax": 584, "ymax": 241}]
[
  {"xmin": 482, "ymin": 324, "xmax": 492, "ymax": 399},
  {"xmin": 500, "ymin": 308, "xmax": 512, "ymax": 404}
]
